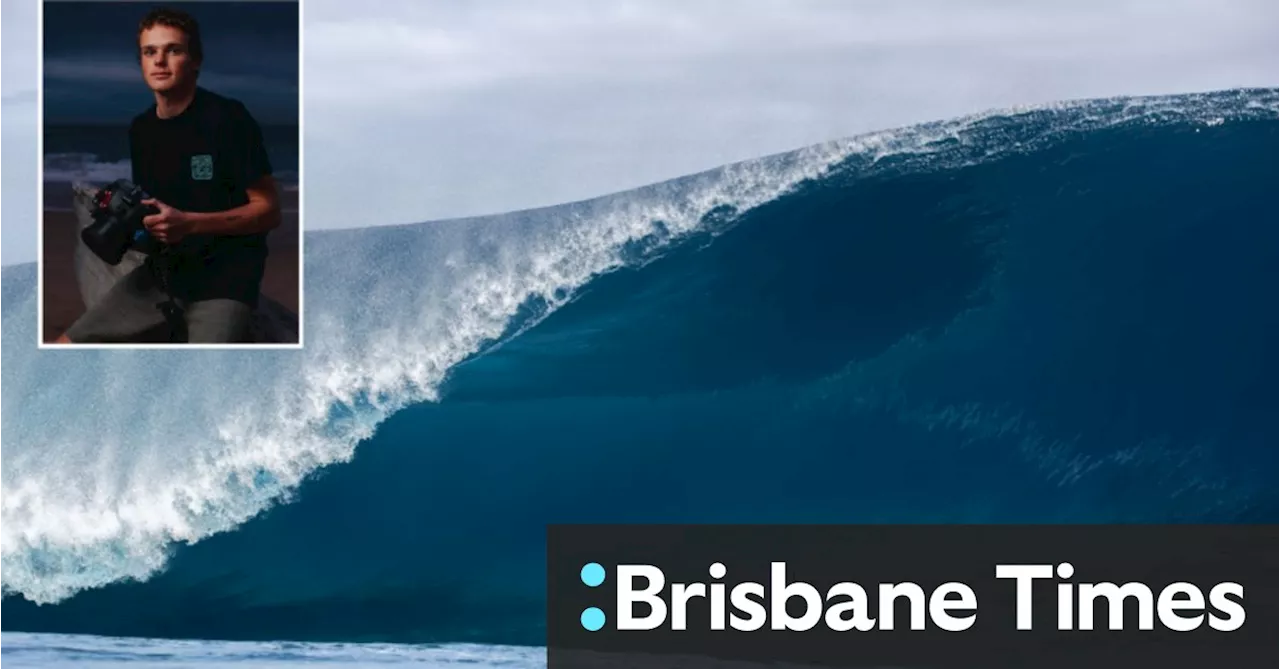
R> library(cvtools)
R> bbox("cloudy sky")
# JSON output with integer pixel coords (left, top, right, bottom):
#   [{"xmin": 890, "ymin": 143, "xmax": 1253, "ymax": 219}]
[
  {"xmin": 3, "ymin": 0, "xmax": 41, "ymax": 267},
  {"xmin": 3, "ymin": 0, "xmax": 1277, "ymax": 265}
]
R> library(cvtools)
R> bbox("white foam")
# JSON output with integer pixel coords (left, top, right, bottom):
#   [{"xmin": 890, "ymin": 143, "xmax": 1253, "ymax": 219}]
[
  {"xmin": 2, "ymin": 88, "xmax": 1274, "ymax": 604},
  {"xmin": 42, "ymin": 153, "xmax": 131, "ymax": 184}
]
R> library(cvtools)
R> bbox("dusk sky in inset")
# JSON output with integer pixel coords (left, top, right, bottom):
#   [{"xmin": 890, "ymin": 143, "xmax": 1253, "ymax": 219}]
[{"xmin": 42, "ymin": 1, "xmax": 299, "ymax": 124}]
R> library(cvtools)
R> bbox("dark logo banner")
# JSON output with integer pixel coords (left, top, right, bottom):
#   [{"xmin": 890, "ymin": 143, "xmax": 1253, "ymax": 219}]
[{"xmin": 547, "ymin": 524, "xmax": 1277, "ymax": 669}]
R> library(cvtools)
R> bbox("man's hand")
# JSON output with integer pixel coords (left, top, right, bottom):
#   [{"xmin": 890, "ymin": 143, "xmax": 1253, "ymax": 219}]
[{"xmin": 142, "ymin": 198, "xmax": 197, "ymax": 244}]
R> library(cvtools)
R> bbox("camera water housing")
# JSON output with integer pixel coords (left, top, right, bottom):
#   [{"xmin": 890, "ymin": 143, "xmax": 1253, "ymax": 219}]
[{"xmin": 81, "ymin": 179, "xmax": 161, "ymax": 265}]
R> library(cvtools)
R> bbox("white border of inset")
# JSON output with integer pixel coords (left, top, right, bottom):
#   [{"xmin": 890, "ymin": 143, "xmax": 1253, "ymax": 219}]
[
  {"xmin": 36, "ymin": 0, "xmax": 45, "ymax": 346},
  {"xmin": 36, "ymin": 0, "xmax": 305, "ymax": 350}
]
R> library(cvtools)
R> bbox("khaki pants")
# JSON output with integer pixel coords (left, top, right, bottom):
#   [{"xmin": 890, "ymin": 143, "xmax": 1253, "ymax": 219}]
[{"xmin": 65, "ymin": 262, "xmax": 253, "ymax": 344}]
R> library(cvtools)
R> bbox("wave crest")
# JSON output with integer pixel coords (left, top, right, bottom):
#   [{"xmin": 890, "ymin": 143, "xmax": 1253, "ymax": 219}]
[{"xmin": 2, "ymin": 87, "xmax": 1275, "ymax": 605}]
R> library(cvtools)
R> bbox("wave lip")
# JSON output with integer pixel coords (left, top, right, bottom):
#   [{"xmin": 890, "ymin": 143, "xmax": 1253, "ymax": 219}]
[{"xmin": 2, "ymin": 87, "xmax": 1277, "ymax": 608}]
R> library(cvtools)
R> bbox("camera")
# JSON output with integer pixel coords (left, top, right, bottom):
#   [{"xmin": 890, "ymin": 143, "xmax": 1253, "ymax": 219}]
[{"xmin": 81, "ymin": 179, "xmax": 162, "ymax": 265}]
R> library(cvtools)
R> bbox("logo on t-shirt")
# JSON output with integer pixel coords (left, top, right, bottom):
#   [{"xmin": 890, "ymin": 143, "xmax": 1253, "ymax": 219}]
[{"xmin": 191, "ymin": 154, "xmax": 214, "ymax": 181}]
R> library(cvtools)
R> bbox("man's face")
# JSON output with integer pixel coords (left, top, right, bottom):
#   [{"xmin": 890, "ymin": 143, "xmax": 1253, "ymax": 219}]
[{"xmin": 139, "ymin": 24, "xmax": 197, "ymax": 93}]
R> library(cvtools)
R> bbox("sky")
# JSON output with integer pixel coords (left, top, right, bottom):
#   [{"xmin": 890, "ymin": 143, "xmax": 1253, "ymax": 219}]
[
  {"xmin": 3, "ymin": 0, "xmax": 1277, "ymax": 265},
  {"xmin": 42, "ymin": 1, "xmax": 299, "ymax": 124},
  {"xmin": 3, "ymin": 0, "xmax": 40, "ymax": 267}
]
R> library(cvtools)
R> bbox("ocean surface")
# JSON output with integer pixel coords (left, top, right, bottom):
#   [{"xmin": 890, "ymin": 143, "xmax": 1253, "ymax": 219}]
[
  {"xmin": 0, "ymin": 632, "xmax": 539, "ymax": 668},
  {"xmin": 3, "ymin": 88, "xmax": 1277, "ymax": 665},
  {"xmin": 42, "ymin": 124, "xmax": 301, "ymax": 198}
]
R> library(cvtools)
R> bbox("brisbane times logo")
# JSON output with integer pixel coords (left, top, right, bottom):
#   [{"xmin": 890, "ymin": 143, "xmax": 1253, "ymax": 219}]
[
  {"xmin": 547, "ymin": 526, "xmax": 1275, "ymax": 669},
  {"xmin": 571, "ymin": 561, "xmax": 1246, "ymax": 633}
]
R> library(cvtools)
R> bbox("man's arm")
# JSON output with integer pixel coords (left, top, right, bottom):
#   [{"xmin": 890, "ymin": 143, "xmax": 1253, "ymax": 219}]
[
  {"xmin": 142, "ymin": 176, "xmax": 280, "ymax": 243},
  {"xmin": 181, "ymin": 175, "xmax": 281, "ymax": 235}
]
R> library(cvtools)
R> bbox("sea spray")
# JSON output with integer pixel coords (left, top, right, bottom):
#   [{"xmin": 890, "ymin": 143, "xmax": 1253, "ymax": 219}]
[{"xmin": 2, "ymin": 88, "xmax": 1275, "ymax": 607}]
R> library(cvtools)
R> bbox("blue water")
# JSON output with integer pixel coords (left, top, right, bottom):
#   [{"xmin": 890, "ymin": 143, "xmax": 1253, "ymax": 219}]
[
  {"xmin": 0, "ymin": 632, "xmax": 538, "ymax": 668},
  {"xmin": 2, "ymin": 88, "xmax": 1276, "ymax": 663}
]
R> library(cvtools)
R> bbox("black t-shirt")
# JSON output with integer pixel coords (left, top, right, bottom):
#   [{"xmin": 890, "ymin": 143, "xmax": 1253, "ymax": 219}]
[{"xmin": 129, "ymin": 86, "xmax": 273, "ymax": 306}]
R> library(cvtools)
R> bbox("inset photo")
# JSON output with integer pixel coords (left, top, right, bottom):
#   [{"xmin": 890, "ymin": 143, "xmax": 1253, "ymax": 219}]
[{"xmin": 39, "ymin": 1, "xmax": 302, "ymax": 347}]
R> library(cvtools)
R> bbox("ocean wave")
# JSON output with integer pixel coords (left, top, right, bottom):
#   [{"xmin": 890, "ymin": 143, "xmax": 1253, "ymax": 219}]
[
  {"xmin": 42, "ymin": 153, "xmax": 131, "ymax": 184},
  {"xmin": 41, "ymin": 152, "xmax": 301, "ymax": 186},
  {"xmin": 2, "ymin": 87, "xmax": 1276, "ymax": 615}
]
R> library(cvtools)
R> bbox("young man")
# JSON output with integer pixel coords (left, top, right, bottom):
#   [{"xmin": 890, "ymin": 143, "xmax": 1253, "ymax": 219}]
[{"xmin": 57, "ymin": 6, "xmax": 281, "ymax": 344}]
